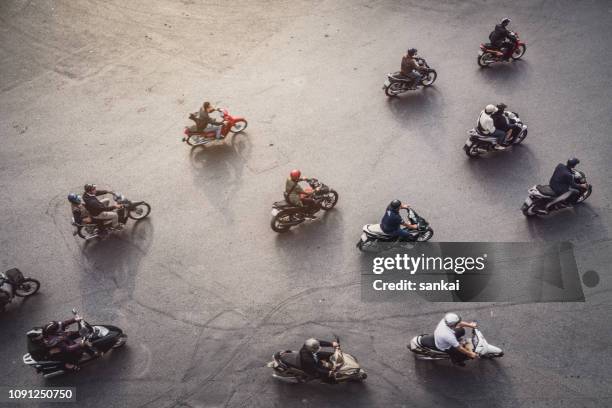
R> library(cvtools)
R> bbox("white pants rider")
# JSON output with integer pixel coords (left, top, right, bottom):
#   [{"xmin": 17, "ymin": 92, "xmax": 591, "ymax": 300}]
[{"xmin": 93, "ymin": 198, "xmax": 119, "ymax": 227}]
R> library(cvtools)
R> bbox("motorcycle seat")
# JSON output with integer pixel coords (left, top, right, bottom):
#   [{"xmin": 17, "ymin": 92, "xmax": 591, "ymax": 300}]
[
  {"xmin": 280, "ymin": 352, "xmax": 301, "ymax": 368},
  {"xmin": 274, "ymin": 201, "xmax": 293, "ymax": 208},
  {"xmin": 536, "ymin": 185, "xmax": 556, "ymax": 197},
  {"xmin": 419, "ymin": 334, "xmax": 441, "ymax": 351},
  {"xmin": 365, "ymin": 224, "xmax": 394, "ymax": 238}
]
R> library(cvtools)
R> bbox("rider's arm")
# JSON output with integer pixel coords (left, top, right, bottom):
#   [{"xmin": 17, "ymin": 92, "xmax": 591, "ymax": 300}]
[
  {"xmin": 457, "ymin": 321, "xmax": 477, "ymax": 329},
  {"xmin": 59, "ymin": 318, "xmax": 78, "ymax": 330},
  {"xmin": 318, "ymin": 340, "xmax": 339, "ymax": 348},
  {"xmin": 95, "ymin": 190, "xmax": 110, "ymax": 196},
  {"xmin": 456, "ymin": 344, "xmax": 477, "ymax": 359}
]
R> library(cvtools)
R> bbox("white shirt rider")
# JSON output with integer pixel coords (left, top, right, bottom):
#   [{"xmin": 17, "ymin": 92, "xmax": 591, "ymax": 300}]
[
  {"xmin": 478, "ymin": 110, "xmax": 495, "ymax": 135},
  {"xmin": 434, "ymin": 318, "xmax": 460, "ymax": 350}
]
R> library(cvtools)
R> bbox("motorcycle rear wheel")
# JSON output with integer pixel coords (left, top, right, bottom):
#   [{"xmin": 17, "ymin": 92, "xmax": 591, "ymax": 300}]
[
  {"xmin": 128, "ymin": 203, "xmax": 151, "ymax": 220},
  {"xmin": 417, "ymin": 228, "xmax": 434, "ymax": 242},
  {"xmin": 465, "ymin": 144, "xmax": 482, "ymax": 158},
  {"xmin": 77, "ymin": 225, "xmax": 99, "ymax": 240},
  {"xmin": 384, "ymin": 82, "xmax": 403, "ymax": 97},
  {"xmin": 320, "ymin": 190, "xmax": 339, "ymax": 210},
  {"xmin": 512, "ymin": 44, "xmax": 526, "ymax": 60},
  {"xmin": 521, "ymin": 202, "xmax": 537, "ymax": 217},
  {"xmin": 271, "ymin": 210, "xmax": 292, "ymax": 233},
  {"xmin": 14, "ymin": 278, "xmax": 41, "ymax": 297},
  {"xmin": 185, "ymin": 134, "xmax": 203, "ymax": 146},
  {"xmin": 477, "ymin": 52, "xmax": 494, "ymax": 67}
]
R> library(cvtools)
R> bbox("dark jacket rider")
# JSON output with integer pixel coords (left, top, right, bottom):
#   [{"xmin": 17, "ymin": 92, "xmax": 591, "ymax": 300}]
[
  {"xmin": 299, "ymin": 338, "xmax": 339, "ymax": 382},
  {"xmin": 488, "ymin": 18, "xmax": 513, "ymax": 59},
  {"xmin": 548, "ymin": 158, "xmax": 586, "ymax": 204}
]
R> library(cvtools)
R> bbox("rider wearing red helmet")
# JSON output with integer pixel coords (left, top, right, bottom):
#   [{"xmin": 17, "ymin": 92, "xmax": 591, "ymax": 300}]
[{"xmin": 285, "ymin": 169, "xmax": 317, "ymax": 217}]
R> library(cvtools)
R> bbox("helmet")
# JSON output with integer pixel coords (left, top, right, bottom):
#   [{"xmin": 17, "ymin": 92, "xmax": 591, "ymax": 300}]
[
  {"xmin": 84, "ymin": 183, "xmax": 96, "ymax": 193},
  {"xmin": 389, "ymin": 199, "xmax": 402, "ymax": 210},
  {"xmin": 501, "ymin": 17, "xmax": 511, "ymax": 26},
  {"xmin": 67, "ymin": 193, "xmax": 81, "ymax": 204},
  {"xmin": 444, "ymin": 312, "xmax": 461, "ymax": 328},
  {"xmin": 304, "ymin": 338, "xmax": 321, "ymax": 353},
  {"xmin": 484, "ymin": 104, "xmax": 497, "ymax": 114},
  {"xmin": 290, "ymin": 169, "xmax": 301, "ymax": 181},
  {"xmin": 407, "ymin": 48, "xmax": 417, "ymax": 56},
  {"xmin": 567, "ymin": 158, "xmax": 580, "ymax": 168},
  {"xmin": 42, "ymin": 321, "xmax": 60, "ymax": 336},
  {"xmin": 496, "ymin": 102, "xmax": 507, "ymax": 112}
]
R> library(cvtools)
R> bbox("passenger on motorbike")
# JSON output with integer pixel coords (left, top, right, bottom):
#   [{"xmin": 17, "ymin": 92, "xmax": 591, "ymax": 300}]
[
  {"xmin": 548, "ymin": 158, "xmax": 587, "ymax": 207},
  {"xmin": 477, "ymin": 104, "xmax": 509, "ymax": 150},
  {"xmin": 42, "ymin": 318, "xmax": 97, "ymax": 371},
  {"xmin": 83, "ymin": 184, "xmax": 123, "ymax": 229},
  {"xmin": 299, "ymin": 338, "xmax": 339, "ymax": 383},
  {"xmin": 68, "ymin": 193, "xmax": 92, "ymax": 225},
  {"xmin": 488, "ymin": 17, "xmax": 514, "ymax": 60},
  {"xmin": 285, "ymin": 169, "xmax": 317, "ymax": 218},
  {"xmin": 400, "ymin": 48, "xmax": 426, "ymax": 89},
  {"xmin": 193, "ymin": 101, "xmax": 225, "ymax": 139},
  {"xmin": 380, "ymin": 200, "xmax": 417, "ymax": 239},
  {"xmin": 434, "ymin": 313, "xmax": 478, "ymax": 366},
  {"xmin": 495, "ymin": 103, "xmax": 522, "ymax": 138}
]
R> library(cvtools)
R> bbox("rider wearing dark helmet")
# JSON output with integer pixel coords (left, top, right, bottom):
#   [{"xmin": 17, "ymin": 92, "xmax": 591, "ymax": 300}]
[
  {"xmin": 400, "ymin": 48, "xmax": 426, "ymax": 89},
  {"xmin": 489, "ymin": 18, "xmax": 513, "ymax": 60},
  {"xmin": 548, "ymin": 158, "xmax": 587, "ymax": 206},
  {"xmin": 380, "ymin": 200, "xmax": 417, "ymax": 239},
  {"xmin": 42, "ymin": 317, "xmax": 94, "ymax": 371},
  {"xmin": 285, "ymin": 169, "xmax": 317, "ymax": 217}
]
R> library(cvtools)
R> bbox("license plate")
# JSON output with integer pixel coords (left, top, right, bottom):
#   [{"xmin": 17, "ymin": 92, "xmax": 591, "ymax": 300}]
[
  {"xmin": 524, "ymin": 197, "xmax": 533, "ymax": 206},
  {"xmin": 383, "ymin": 79, "xmax": 390, "ymax": 87},
  {"xmin": 361, "ymin": 233, "xmax": 367, "ymax": 242},
  {"xmin": 465, "ymin": 138, "xmax": 473, "ymax": 147},
  {"xmin": 271, "ymin": 209, "xmax": 279, "ymax": 217}
]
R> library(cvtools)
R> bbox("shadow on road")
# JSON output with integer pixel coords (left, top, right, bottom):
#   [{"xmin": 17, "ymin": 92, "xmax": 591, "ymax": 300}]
[
  {"xmin": 523, "ymin": 204, "xmax": 608, "ymax": 242},
  {"xmin": 475, "ymin": 59, "xmax": 531, "ymax": 87},
  {"xmin": 385, "ymin": 87, "xmax": 444, "ymax": 127}
]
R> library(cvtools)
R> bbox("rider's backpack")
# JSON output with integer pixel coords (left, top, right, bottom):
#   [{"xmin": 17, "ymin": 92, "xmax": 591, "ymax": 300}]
[{"xmin": 5, "ymin": 268, "xmax": 24, "ymax": 285}]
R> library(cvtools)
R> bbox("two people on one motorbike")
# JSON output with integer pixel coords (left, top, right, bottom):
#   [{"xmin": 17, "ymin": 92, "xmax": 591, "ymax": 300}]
[
  {"xmin": 547, "ymin": 158, "xmax": 587, "ymax": 209},
  {"xmin": 300, "ymin": 338, "xmax": 339, "ymax": 383},
  {"xmin": 434, "ymin": 313, "xmax": 478, "ymax": 366},
  {"xmin": 285, "ymin": 169, "xmax": 317, "ymax": 218},
  {"xmin": 400, "ymin": 48, "xmax": 427, "ymax": 89},
  {"xmin": 488, "ymin": 17, "xmax": 514, "ymax": 60},
  {"xmin": 79, "ymin": 184, "xmax": 124, "ymax": 230},
  {"xmin": 477, "ymin": 103, "xmax": 516, "ymax": 150},
  {"xmin": 380, "ymin": 200, "xmax": 417, "ymax": 239},
  {"xmin": 28, "ymin": 316, "xmax": 98, "ymax": 371},
  {"xmin": 191, "ymin": 101, "xmax": 226, "ymax": 140}
]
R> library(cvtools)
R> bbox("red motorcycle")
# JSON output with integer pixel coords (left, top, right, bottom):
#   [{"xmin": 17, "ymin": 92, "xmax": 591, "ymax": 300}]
[
  {"xmin": 182, "ymin": 108, "xmax": 248, "ymax": 146},
  {"xmin": 477, "ymin": 31, "xmax": 526, "ymax": 67}
]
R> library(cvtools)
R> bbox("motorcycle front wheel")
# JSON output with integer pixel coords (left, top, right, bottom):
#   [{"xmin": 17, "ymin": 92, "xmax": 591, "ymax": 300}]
[
  {"xmin": 230, "ymin": 119, "xmax": 248, "ymax": 133},
  {"xmin": 576, "ymin": 185, "xmax": 592, "ymax": 203},
  {"xmin": 14, "ymin": 278, "xmax": 40, "ymax": 297},
  {"xmin": 513, "ymin": 128, "xmax": 528, "ymax": 144},
  {"xmin": 128, "ymin": 203, "xmax": 151, "ymax": 220},
  {"xmin": 512, "ymin": 44, "xmax": 526, "ymax": 60},
  {"xmin": 320, "ymin": 190, "xmax": 339, "ymax": 210},
  {"xmin": 271, "ymin": 210, "xmax": 292, "ymax": 233},
  {"xmin": 421, "ymin": 70, "xmax": 437, "ymax": 87},
  {"xmin": 477, "ymin": 52, "xmax": 494, "ymax": 67},
  {"xmin": 384, "ymin": 82, "xmax": 403, "ymax": 97}
]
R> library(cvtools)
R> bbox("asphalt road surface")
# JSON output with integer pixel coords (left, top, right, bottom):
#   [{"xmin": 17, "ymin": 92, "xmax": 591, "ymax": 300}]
[{"xmin": 1, "ymin": 0, "xmax": 611, "ymax": 407}]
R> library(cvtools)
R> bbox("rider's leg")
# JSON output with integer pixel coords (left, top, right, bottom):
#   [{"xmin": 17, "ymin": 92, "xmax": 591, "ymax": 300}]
[{"xmin": 94, "ymin": 211, "xmax": 119, "ymax": 227}]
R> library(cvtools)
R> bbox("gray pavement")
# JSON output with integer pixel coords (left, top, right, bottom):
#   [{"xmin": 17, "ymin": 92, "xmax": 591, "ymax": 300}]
[{"xmin": 1, "ymin": 0, "xmax": 611, "ymax": 407}]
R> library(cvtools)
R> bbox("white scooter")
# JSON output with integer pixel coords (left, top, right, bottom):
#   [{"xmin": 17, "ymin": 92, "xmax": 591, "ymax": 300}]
[{"xmin": 408, "ymin": 326, "xmax": 503, "ymax": 361}]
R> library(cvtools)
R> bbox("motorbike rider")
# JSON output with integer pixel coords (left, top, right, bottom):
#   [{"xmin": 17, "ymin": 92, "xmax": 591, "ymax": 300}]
[
  {"xmin": 68, "ymin": 193, "xmax": 92, "ymax": 225},
  {"xmin": 495, "ymin": 103, "xmax": 521, "ymax": 138},
  {"xmin": 400, "ymin": 48, "xmax": 426, "ymax": 89},
  {"xmin": 547, "ymin": 158, "xmax": 587, "ymax": 208},
  {"xmin": 434, "ymin": 313, "xmax": 478, "ymax": 366},
  {"xmin": 477, "ymin": 104, "xmax": 509, "ymax": 150},
  {"xmin": 41, "ymin": 317, "xmax": 97, "ymax": 371},
  {"xmin": 285, "ymin": 169, "xmax": 317, "ymax": 217},
  {"xmin": 380, "ymin": 200, "xmax": 417, "ymax": 239},
  {"xmin": 299, "ymin": 338, "xmax": 339, "ymax": 383},
  {"xmin": 82, "ymin": 184, "xmax": 123, "ymax": 229},
  {"xmin": 193, "ymin": 101, "xmax": 225, "ymax": 140},
  {"xmin": 488, "ymin": 17, "xmax": 514, "ymax": 60}
]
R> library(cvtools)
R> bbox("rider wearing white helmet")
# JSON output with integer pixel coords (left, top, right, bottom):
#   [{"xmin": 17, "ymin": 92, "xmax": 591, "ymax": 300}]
[
  {"xmin": 477, "ymin": 104, "xmax": 509, "ymax": 150},
  {"xmin": 433, "ymin": 313, "xmax": 478, "ymax": 366}
]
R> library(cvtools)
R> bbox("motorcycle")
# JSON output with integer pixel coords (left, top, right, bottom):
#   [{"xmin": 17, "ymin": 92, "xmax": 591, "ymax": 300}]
[
  {"xmin": 23, "ymin": 309, "xmax": 127, "ymax": 379},
  {"xmin": 0, "ymin": 268, "xmax": 40, "ymax": 312},
  {"xmin": 72, "ymin": 192, "xmax": 151, "ymax": 240},
  {"xmin": 383, "ymin": 57, "xmax": 437, "ymax": 97},
  {"xmin": 267, "ymin": 337, "xmax": 367, "ymax": 384},
  {"xmin": 182, "ymin": 108, "xmax": 248, "ymax": 146},
  {"xmin": 270, "ymin": 178, "xmax": 339, "ymax": 233},
  {"xmin": 408, "ymin": 326, "xmax": 503, "ymax": 361},
  {"xmin": 478, "ymin": 31, "xmax": 526, "ymax": 67},
  {"xmin": 357, "ymin": 207, "xmax": 433, "ymax": 251},
  {"xmin": 521, "ymin": 169, "xmax": 592, "ymax": 216},
  {"xmin": 464, "ymin": 110, "xmax": 528, "ymax": 157}
]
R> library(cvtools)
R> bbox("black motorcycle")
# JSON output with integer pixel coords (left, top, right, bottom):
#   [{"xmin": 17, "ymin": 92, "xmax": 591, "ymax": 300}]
[
  {"xmin": 357, "ymin": 207, "xmax": 433, "ymax": 251},
  {"xmin": 0, "ymin": 268, "xmax": 40, "ymax": 312},
  {"xmin": 383, "ymin": 57, "xmax": 437, "ymax": 97},
  {"xmin": 270, "ymin": 178, "xmax": 338, "ymax": 233},
  {"xmin": 72, "ymin": 192, "xmax": 151, "ymax": 240},
  {"xmin": 521, "ymin": 170, "xmax": 592, "ymax": 216},
  {"xmin": 23, "ymin": 309, "xmax": 127, "ymax": 379}
]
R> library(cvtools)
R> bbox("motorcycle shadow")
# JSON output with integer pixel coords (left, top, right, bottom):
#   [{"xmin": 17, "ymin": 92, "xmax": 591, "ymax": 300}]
[
  {"xmin": 385, "ymin": 87, "xmax": 443, "ymax": 126},
  {"xmin": 476, "ymin": 59, "xmax": 530, "ymax": 85},
  {"xmin": 524, "ymin": 203, "xmax": 608, "ymax": 242}
]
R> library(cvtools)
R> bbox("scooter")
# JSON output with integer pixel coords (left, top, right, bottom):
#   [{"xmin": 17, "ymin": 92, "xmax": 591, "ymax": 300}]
[
  {"xmin": 23, "ymin": 309, "xmax": 127, "ymax": 379},
  {"xmin": 521, "ymin": 169, "xmax": 592, "ymax": 216},
  {"xmin": 267, "ymin": 337, "xmax": 367, "ymax": 384},
  {"xmin": 357, "ymin": 207, "xmax": 433, "ymax": 252},
  {"xmin": 408, "ymin": 326, "xmax": 503, "ymax": 361},
  {"xmin": 477, "ymin": 31, "xmax": 526, "ymax": 67},
  {"xmin": 464, "ymin": 110, "xmax": 528, "ymax": 157},
  {"xmin": 182, "ymin": 108, "xmax": 248, "ymax": 146},
  {"xmin": 0, "ymin": 268, "xmax": 40, "ymax": 312},
  {"xmin": 72, "ymin": 192, "xmax": 151, "ymax": 240}
]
